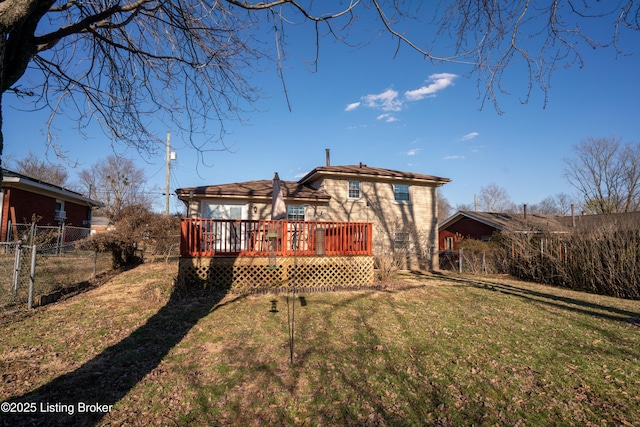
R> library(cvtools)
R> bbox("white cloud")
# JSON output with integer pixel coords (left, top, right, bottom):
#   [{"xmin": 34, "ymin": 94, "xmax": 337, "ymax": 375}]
[
  {"xmin": 363, "ymin": 89, "xmax": 402, "ymax": 112},
  {"xmin": 405, "ymin": 148, "xmax": 420, "ymax": 156},
  {"xmin": 405, "ymin": 73, "xmax": 458, "ymax": 101},
  {"xmin": 376, "ymin": 113, "xmax": 397, "ymax": 123},
  {"xmin": 347, "ymin": 73, "xmax": 457, "ymax": 122},
  {"xmin": 345, "ymin": 102, "xmax": 361, "ymax": 112},
  {"xmin": 444, "ymin": 155, "xmax": 465, "ymax": 160},
  {"xmin": 460, "ymin": 132, "xmax": 479, "ymax": 141}
]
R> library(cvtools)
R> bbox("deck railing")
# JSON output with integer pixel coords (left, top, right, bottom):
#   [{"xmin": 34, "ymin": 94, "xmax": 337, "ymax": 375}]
[{"xmin": 180, "ymin": 218, "xmax": 373, "ymax": 257}]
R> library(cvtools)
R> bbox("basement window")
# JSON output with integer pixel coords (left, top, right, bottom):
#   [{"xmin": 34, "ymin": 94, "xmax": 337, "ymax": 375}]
[{"xmin": 394, "ymin": 231, "xmax": 410, "ymax": 251}]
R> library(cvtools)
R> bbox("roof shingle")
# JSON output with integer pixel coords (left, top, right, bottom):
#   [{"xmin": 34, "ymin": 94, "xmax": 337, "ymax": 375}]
[
  {"xmin": 175, "ymin": 180, "xmax": 330, "ymax": 201},
  {"xmin": 299, "ymin": 164, "xmax": 450, "ymax": 185}
]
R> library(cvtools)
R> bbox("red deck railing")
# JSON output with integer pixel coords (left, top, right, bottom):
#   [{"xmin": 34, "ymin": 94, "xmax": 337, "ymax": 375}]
[{"xmin": 180, "ymin": 219, "xmax": 373, "ymax": 257}]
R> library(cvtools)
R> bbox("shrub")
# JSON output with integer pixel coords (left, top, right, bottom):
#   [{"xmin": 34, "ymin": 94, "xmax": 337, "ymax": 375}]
[{"xmin": 82, "ymin": 207, "xmax": 180, "ymax": 269}]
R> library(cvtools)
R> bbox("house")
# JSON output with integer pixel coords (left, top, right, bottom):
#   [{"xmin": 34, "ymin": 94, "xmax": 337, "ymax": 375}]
[
  {"xmin": 1, "ymin": 168, "xmax": 103, "ymax": 241},
  {"xmin": 555, "ymin": 211, "xmax": 640, "ymax": 230},
  {"xmin": 89, "ymin": 216, "xmax": 114, "ymax": 235},
  {"xmin": 176, "ymin": 160, "xmax": 450, "ymax": 271},
  {"xmin": 438, "ymin": 210, "xmax": 565, "ymax": 252}
]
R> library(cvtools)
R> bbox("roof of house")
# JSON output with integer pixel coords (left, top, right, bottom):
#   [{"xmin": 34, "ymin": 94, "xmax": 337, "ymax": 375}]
[
  {"xmin": 299, "ymin": 164, "xmax": 451, "ymax": 186},
  {"xmin": 556, "ymin": 211, "xmax": 640, "ymax": 229},
  {"xmin": 2, "ymin": 168, "xmax": 104, "ymax": 207},
  {"xmin": 176, "ymin": 164, "xmax": 450, "ymax": 203},
  {"xmin": 439, "ymin": 210, "xmax": 566, "ymax": 234},
  {"xmin": 175, "ymin": 180, "xmax": 331, "ymax": 202}
]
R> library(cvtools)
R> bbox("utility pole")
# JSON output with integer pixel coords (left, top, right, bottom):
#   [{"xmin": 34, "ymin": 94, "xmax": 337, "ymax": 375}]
[{"xmin": 165, "ymin": 132, "xmax": 171, "ymax": 215}]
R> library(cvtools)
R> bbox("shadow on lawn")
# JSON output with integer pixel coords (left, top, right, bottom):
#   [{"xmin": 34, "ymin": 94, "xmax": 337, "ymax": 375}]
[
  {"xmin": 429, "ymin": 271, "xmax": 640, "ymax": 325},
  {"xmin": 1, "ymin": 284, "xmax": 233, "ymax": 427}
]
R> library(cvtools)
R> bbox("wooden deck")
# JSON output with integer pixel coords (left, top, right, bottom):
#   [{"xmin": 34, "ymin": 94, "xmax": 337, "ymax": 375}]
[{"xmin": 180, "ymin": 219, "xmax": 373, "ymax": 258}]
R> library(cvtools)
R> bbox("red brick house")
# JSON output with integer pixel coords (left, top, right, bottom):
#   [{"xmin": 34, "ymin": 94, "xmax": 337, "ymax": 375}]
[
  {"xmin": 438, "ymin": 210, "xmax": 564, "ymax": 252},
  {"xmin": 1, "ymin": 169, "xmax": 103, "ymax": 241}
]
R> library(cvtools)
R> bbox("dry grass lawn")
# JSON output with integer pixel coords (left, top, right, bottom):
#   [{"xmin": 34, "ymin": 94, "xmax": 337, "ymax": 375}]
[{"xmin": 1, "ymin": 263, "xmax": 639, "ymax": 426}]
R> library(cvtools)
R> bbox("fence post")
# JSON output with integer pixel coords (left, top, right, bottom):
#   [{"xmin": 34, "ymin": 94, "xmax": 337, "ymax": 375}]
[
  {"xmin": 482, "ymin": 252, "xmax": 486, "ymax": 274},
  {"xmin": 458, "ymin": 248, "xmax": 463, "ymax": 274},
  {"xmin": 30, "ymin": 222, "xmax": 36, "ymax": 246},
  {"xmin": 57, "ymin": 223, "xmax": 66, "ymax": 255},
  {"xmin": 93, "ymin": 250, "xmax": 98, "ymax": 278},
  {"xmin": 28, "ymin": 245, "xmax": 37, "ymax": 309},
  {"xmin": 13, "ymin": 240, "xmax": 22, "ymax": 299}
]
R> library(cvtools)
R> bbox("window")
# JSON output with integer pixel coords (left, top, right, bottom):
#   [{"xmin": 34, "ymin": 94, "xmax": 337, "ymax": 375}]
[
  {"xmin": 444, "ymin": 237, "xmax": 454, "ymax": 251},
  {"xmin": 348, "ymin": 181, "xmax": 360, "ymax": 199},
  {"xmin": 394, "ymin": 231, "xmax": 410, "ymax": 250},
  {"xmin": 394, "ymin": 184, "xmax": 410, "ymax": 202},
  {"xmin": 202, "ymin": 203, "xmax": 244, "ymax": 219},
  {"xmin": 54, "ymin": 200, "xmax": 66, "ymax": 221},
  {"xmin": 287, "ymin": 205, "xmax": 305, "ymax": 221}
]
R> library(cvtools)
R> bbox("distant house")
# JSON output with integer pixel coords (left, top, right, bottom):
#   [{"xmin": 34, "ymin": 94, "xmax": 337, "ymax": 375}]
[
  {"xmin": 438, "ymin": 210, "xmax": 565, "ymax": 252},
  {"xmin": 1, "ymin": 168, "xmax": 103, "ymax": 241},
  {"xmin": 555, "ymin": 211, "xmax": 640, "ymax": 230},
  {"xmin": 176, "ymin": 161, "xmax": 450, "ymax": 270},
  {"xmin": 89, "ymin": 216, "xmax": 114, "ymax": 235}
]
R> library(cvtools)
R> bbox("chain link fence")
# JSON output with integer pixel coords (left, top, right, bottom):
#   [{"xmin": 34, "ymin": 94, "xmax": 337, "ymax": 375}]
[
  {"xmin": 1, "ymin": 219, "xmax": 181, "ymax": 311},
  {"xmin": 7, "ymin": 223, "xmax": 92, "ymax": 254},
  {"xmin": 0, "ymin": 242, "xmax": 35, "ymax": 310},
  {"xmin": 439, "ymin": 240, "xmax": 510, "ymax": 275},
  {"xmin": 0, "ymin": 241, "xmax": 111, "ymax": 312}
]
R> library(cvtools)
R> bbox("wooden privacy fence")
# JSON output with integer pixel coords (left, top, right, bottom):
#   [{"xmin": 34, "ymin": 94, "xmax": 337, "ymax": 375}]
[{"xmin": 180, "ymin": 219, "xmax": 373, "ymax": 257}]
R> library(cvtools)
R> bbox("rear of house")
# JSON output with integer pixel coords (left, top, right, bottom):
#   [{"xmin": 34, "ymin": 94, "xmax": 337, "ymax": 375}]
[
  {"xmin": 298, "ymin": 164, "xmax": 449, "ymax": 270},
  {"xmin": 177, "ymin": 160, "xmax": 450, "ymax": 272}
]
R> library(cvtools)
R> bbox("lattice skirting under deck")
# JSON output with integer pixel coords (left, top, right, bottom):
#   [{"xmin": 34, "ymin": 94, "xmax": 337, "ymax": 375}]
[{"xmin": 178, "ymin": 255, "xmax": 374, "ymax": 291}]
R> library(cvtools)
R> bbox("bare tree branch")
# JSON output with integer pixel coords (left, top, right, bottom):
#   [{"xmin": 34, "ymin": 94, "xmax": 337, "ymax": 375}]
[
  {"xmin": 564, "ymin": 136, "xmax": 640, "ymax": 214},
  {"xmin": 0, "ymin": 0, "xmax": 638, "ymax": 166}
]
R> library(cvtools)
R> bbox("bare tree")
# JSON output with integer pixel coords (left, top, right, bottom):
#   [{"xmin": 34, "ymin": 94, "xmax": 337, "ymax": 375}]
[
  {"xmin": 13, "ymin": 150, "xmax": 68, "ymax": 186},
  {"xmin": 437, "ymin": 191, "xmax": 452, "ymax": 221},
  {"xmin": 1, "ymin": 1, "xmax": 639, "ymax": 174},
  {"xmin": 478, "ymin": 183, "xmax": 515, "ymax": 213},
  {"xmin": 455, "ymin": 183, "xmax": 515, "ymax": 213},
  {"xmin": 530, "ymin": 193, "xmax": 578, "ymax": 216},
  {"xmin": 79, "ymin": 155, "xmax": 151, "ymax": 219},
  {"xmin": 563, "ymin": 136, "xmax": 640, "ymax": 214}
]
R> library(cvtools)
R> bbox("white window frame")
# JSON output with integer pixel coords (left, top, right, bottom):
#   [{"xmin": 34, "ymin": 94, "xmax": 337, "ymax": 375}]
[
  {"xmin": 393, "ymin": 184, "xmax": 410, "ymax": 202},
  {"xmin": 200, "ymin": 203, "xmax": 246, "ymax": 220},
  {"xmin": 348, "ymin": 181, "xmax": 360, "ymax": 199},
  {"xmin": 287, "ymin": 205, "xmax": 305, "ymax": 221},
  {"xmin": 54, "ymin": 199, "xmax": 66, "ymax": 221},
  {"xmin": 444, "ymin": 236, "xmax": 454, "ymax": 251}
]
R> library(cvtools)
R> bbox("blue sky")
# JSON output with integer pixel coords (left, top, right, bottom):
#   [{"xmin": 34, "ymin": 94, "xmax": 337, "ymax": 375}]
[{"xmin": 3, "ymin": 7, "xmax": 640, "ymax": 215}]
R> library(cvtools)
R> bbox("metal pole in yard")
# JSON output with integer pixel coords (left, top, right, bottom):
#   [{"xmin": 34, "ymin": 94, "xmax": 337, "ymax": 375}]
[
  {"xmin": 165, "ymin": 132, "xmax": 171, "ymax": 215},
  {"xmin": 288, "ymin": 222, "xmax": 298, "ymax": 364},
  {"xmin": 458, "ymin": 248, "xmax": 463, "ymax": 274},
  {"xmin": 93, "ymin": 250, "xmax": 98, "ymax": 278},
  {"xmin": 30, "ymin": 222, "xmax": 35, "ymax": 246},
  {"xmin": 28, "ymin": 245, "xmax": 37, "ymax": 309}
]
